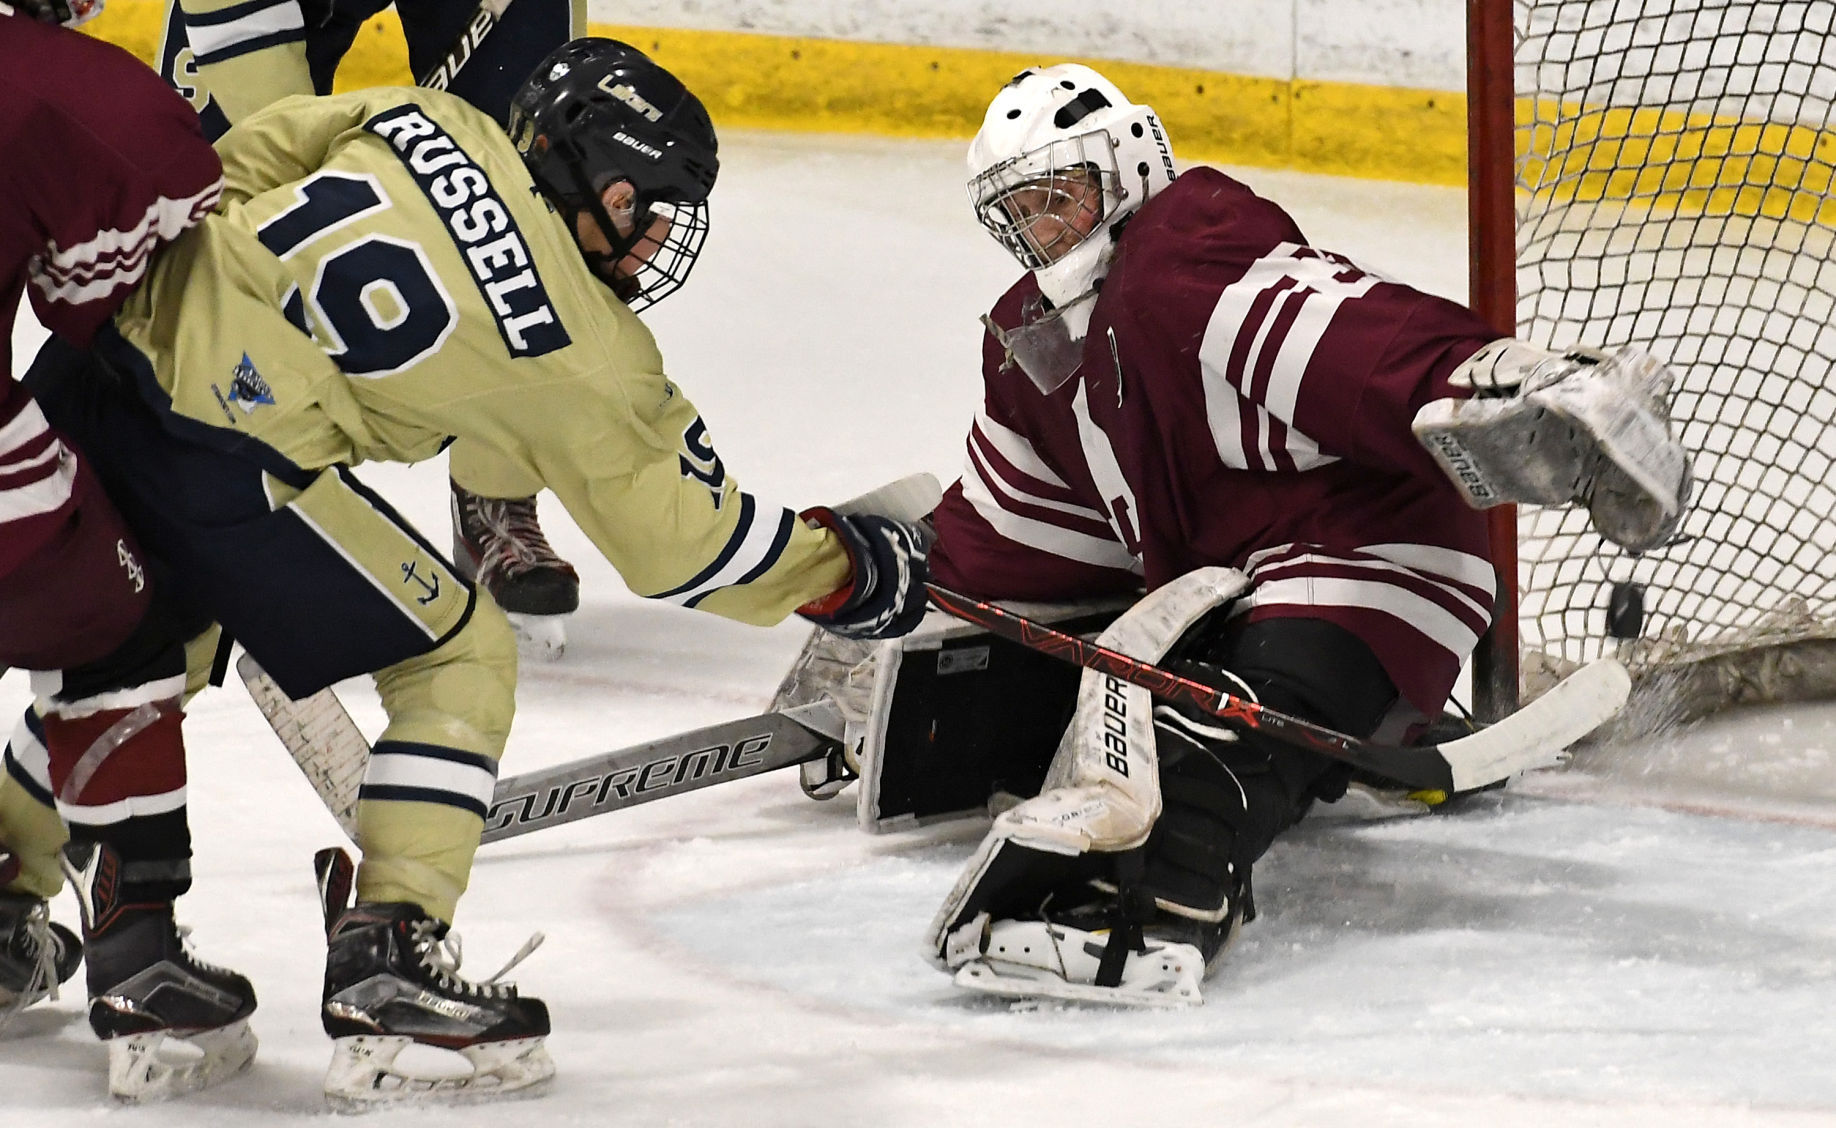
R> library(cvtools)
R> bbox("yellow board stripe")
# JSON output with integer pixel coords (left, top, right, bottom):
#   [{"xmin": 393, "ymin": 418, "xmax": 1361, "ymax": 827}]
[
  {"xmin": 1524, "ymin": 100, "xmax": 1836, "ymax": 224},
  {"xmin": 84, "ymin": 1, "xmax": 1467, "ymax": 184},
  {"xmin": 83, "ymin": 0, "xmax": 1836, "ymax": 215}
]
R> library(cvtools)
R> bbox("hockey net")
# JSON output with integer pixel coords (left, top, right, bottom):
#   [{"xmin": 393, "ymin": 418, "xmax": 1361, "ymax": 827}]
[{"xmin": 1482, "ymin": 0, "xmax": 1836, "ymax": 720}]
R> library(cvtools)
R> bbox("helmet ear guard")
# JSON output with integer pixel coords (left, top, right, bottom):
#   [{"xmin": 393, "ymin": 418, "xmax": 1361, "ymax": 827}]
[{"xmin": 509, "ymin": 38, "xmax": 720, "ymax": 310}]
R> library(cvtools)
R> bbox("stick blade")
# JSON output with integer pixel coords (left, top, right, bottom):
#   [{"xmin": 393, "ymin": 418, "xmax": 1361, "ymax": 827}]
[{"xmin": 1442, "ymin": 658, "xmax": 1631, "ymax": 792}]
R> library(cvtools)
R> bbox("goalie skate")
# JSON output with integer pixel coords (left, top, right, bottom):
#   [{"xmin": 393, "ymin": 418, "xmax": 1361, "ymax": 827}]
[
  {"xmin": 316, "ymin": 848, "xmax": 553, "ymax": 1109},
  {"xmin": 947, "ymin": 913, "xmax": 1206, "ymax": 1009}
]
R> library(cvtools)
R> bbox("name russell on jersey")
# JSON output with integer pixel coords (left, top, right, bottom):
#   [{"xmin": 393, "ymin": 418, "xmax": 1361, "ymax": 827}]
[{"xmin": 365, "ymin": 105, "xmax": 572, "ymax": 359}]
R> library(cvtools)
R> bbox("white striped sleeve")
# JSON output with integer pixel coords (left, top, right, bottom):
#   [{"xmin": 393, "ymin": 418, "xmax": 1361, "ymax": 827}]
[
  {"xmin": 958, "ymin": 414, "xmax": 1138, "ymax": 573},
  {"xmin": 30, "ymin": 178, "xmax": 223, "ymax": 308},
  {"xmin": 652, "ymin": 494, "xmax": 801, "ymax": 609},
  {"xmin": 184, "ymin": 0, "xmax": 306, "ymax": 64}
]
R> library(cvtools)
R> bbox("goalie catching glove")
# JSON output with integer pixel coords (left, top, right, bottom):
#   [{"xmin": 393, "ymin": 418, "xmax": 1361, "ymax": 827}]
[
  {"xmin": 797, "ymin": 507, "xmax": 931, "ymax": 640},
  {"xmin": 1412, "ymin": 340, "xmax": 1692, "ymax": 553}
]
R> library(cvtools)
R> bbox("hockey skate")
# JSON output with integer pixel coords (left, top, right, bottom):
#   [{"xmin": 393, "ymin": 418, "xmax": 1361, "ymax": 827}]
[
  {"xmin": 63, "ymin": 843, "xmax": 258, "ymax": 1102},
  {"xmin": 316, "ymin": 848, "xmax": 552, "ymax": 1109},
  {"xmin": 946, "ymin": 891, "xmax": 1245, "ymax": 1009},
  {"xmin": 451, "ymin": 481, "xmax": 579, "ymax": 659},
  {"xmin": 0, "ymin": 884, "xmax": 82, "ymax": 1024}
]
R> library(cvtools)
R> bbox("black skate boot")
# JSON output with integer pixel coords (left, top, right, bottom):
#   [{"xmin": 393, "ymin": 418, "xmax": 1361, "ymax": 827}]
[
  {"xmin": 0, "ymin": 875, "xmax": 82, "ymax": 1020},
  {"xmin": 315, "ymin": 848, "xmax": 551, "ymax": 1108},
  {"xmin": 451, "ymin": 481, "xmax": 578, "ymax": 657},
  {"xmin": 63, "ymin": 842, "xmax": 257, "ymax": 1101}
]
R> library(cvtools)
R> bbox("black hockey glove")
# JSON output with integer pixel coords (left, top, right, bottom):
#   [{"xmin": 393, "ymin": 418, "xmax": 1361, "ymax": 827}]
[{"xmin": 798, "ymin": 507, "xmax": 931, "ymax": 640}]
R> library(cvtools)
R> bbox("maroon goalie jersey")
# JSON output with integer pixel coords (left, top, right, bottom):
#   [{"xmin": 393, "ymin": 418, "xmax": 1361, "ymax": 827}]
[
  {"xmin": 930, "ymin": 167, "xmax": 1499, "ymax": 719},
  {"xmin": 0, "ymin": 13, "xmax": 222, "ymax": 574}
]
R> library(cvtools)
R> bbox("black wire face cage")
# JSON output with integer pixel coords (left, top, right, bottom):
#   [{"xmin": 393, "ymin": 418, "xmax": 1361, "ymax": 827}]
[
  {"xmin": 969, "ymin": 131, "xmax": 1122, "ymax": 270},
  {"xmin": 611, "ymin": 198, "xmax": 712, "ymax": 312}
]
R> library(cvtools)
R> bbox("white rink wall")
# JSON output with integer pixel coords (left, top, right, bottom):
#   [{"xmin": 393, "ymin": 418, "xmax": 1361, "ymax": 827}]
[{"xmin": 584, "ymin": 0, "xmax": 1471, "ymax": 88}]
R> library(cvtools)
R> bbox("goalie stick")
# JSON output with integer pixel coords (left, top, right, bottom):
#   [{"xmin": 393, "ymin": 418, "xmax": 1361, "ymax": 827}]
[
  {"xmin": 923, "ymin": 583, "xmax": 1630, "ymax": 793},
  {"xmin": 237, "ymin": 651, "xmax": 845, "ymax": 844}
]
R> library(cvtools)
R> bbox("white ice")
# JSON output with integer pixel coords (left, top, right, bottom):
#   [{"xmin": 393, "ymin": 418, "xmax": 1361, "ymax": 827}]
[{"xmin": 5, "ymin": 132, "xmax": 1836, "ymax": 1127}]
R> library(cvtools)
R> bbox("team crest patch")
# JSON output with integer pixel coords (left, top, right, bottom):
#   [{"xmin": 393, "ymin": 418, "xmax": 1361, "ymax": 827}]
[{"xmin": 211, "ymin": 353, "xmax": 276, "ymax": 423}]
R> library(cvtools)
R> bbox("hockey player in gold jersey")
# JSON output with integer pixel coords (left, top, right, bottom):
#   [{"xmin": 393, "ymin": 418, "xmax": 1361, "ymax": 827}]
[
  {"xmin": 20, "ymin": 39, "xmax": 929, "ymax": 1106},
  {"xmin": 156, "ymin": 0, "xmax": 600, "ymax": 652}
]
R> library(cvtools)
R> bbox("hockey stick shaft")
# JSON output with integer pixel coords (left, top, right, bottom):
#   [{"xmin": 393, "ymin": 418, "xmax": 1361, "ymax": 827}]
[
  {"xmin": 482, "ymin": 704, "xmax": 841, "ymax": 842},
  {"xmin": 924, "ymin": 583, "xmax": 1626, "ymax": 792},
  {"xmin": 238, "ymin": 653, "xmax": 842, "ymax": 844},
  {"xmin": 417, "ymin": 0, "xmax": 517, "ymax": 90}
]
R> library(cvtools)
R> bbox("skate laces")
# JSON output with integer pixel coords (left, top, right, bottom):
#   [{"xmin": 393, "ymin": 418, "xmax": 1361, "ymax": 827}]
[
  {"xmin": 171, "ymin": 921, "xmax": 237, "ymax": 978},
  {"xmin": 0, "ymin": 900, "xmax": 61, "ymax": 1032},
  {"xmin": 462, "ymin": 494, "xmax": 573, "ymax": 583},
  {"xmin": 409, "ymin": 919, "xmax": 545, "ymax": 1000}
]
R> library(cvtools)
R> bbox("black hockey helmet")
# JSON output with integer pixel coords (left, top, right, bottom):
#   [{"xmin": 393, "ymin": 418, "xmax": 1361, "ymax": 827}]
[
  {"xmin": 508, "ymin": 38, "xmax": 720, "ymax": 309},
  {"xmin": 11, "ymin": 0, "xmax": 104, "ymax": 25}
]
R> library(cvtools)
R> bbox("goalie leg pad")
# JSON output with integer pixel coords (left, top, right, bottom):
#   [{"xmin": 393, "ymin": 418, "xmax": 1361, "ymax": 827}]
[{"xmin": 926, "ymin": 570, "xmax": 1249, "ymax": 1001}]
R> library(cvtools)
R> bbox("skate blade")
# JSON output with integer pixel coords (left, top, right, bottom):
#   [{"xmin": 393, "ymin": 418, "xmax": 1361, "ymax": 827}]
[
  {"xmin": 507, "ymin": 613, "xmax": 568, "ymax": 661},
  {"xmin": 324, "ymin": 1034, "xmax": 554, "ymax": 1110},
  {"xmin": 107, "ymin": 1018, "xmax": 257, "ymax": 1102}
]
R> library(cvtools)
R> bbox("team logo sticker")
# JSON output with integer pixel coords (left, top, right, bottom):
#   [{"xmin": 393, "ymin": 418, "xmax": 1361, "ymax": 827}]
[{"xmin": 211, "ymin": 353, "xmax": 276, "ymax": 423}]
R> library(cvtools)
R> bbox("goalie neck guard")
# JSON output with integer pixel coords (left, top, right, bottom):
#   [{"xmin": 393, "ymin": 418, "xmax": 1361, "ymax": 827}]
[{"xmin": 508, "ymin": 38, "xmax": 720, "ymax": 311}]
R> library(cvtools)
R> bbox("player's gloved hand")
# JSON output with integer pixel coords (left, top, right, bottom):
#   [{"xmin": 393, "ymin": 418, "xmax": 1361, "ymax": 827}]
[{"xmin": 797, "ymin": 507, "xmax": 931, "ymax": 640}]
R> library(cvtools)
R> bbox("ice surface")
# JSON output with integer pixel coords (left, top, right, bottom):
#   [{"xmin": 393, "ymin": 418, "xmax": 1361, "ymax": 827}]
[{"xmin": 4, "ymin": 132, "xmax": 1832, "ymax": 1126}]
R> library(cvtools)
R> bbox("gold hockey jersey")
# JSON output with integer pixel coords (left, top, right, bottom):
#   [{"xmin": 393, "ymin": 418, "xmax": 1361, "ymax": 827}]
[{"xmin": 112, "ymin": 87, "xmax": 851, "ymax": 624}]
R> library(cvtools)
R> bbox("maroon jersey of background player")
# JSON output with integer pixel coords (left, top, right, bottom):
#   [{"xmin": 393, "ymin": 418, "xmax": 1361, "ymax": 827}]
[
  {"xmin": 930, "ymin": 167, "xmax": 1498, "ymax": 721},
  {"xmin": 0, "ymin": 12, "xmax": 221, "ymax": 661}
]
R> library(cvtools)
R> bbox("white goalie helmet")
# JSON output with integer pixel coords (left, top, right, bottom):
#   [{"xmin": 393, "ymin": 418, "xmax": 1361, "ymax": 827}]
[{"xmin": 967, "ymin": 65, "xmax": 1177, "ymax": 309}]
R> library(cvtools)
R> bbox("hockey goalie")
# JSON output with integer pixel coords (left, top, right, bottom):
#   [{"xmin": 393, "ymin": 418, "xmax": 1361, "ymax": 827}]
[{"xmin": 880, "ymin": 64, "xmax": 1692, "ymax": 1006}]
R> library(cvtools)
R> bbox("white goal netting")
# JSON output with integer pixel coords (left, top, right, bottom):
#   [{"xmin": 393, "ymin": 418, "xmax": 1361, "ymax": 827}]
[{"xmin": 1513, "ymin": 0, "xmax": 1836, "ymax": 713}]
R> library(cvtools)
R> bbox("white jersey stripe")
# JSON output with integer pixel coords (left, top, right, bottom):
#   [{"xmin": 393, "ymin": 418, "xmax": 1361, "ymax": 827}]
[
  {"xmin": 1245, "ymin": 541, "xmax": 1496, "ymax": 603},
  {"xmin": 1233, "ymin": 573, "xmax": 1483, "ymax": 657},
  {"xmin": 1360, "ymin": 542, "xmax": 1498, "ymax": 597},
  {"xmin": 660, "ymin": 496, "xmax": 796, "ymax": 606},
  {"xmin": 31, "ymin": 179, "xmax": 224, "ymax": 307},
  {"xmin": 185, "ymin": 0, "xmax": 305, "ymax": 59},
  {"xmin": 57, "ymin": 785, "xmax": 188, "ymax": 826},
  {"xmin": 364, "ymin": 748, "xmax": 498, "ymax": 809},
  {"xmin": 0, "ymin": 398, "xmax": 51, "ymax": 457},
  {"xmin": 967, "ymin": 431, "xmax": 1113, "ymax": 527},
  {"xmin": 1249, "ymin": 550, "xmax": 1492, "ymax": 624},
  {"xmin": 37, "ymin": 676, "xmax": 187, "ymax": 719},
  {"xmin": 973, "ymin": 409, "xmax": 1071, "ymax": 489},
  {"xmin": 960, "ymin": 461, "xmax": 1139, "ymax": 572},
  {"xmin": 0, "ymin": 449, "xmax": 76, "ymax": 523}
]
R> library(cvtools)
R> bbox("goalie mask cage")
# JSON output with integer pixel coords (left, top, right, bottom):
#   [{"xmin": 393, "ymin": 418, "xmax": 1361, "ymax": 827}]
[{"xmin": 1469, "ymin": 0, "xmax": 1836, "ymax": 722}]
